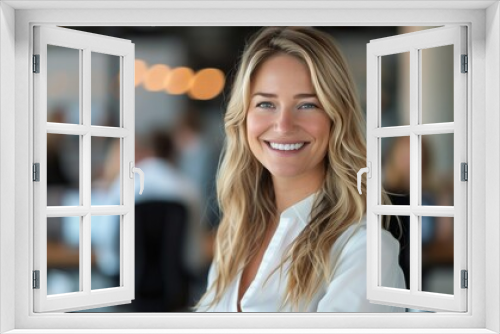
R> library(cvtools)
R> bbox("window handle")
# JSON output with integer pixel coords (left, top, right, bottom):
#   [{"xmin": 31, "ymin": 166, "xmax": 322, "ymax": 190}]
[
  {"xmin": 357, "ymin": 162, "xmax": 371, "ymax": 195},
  {"xmin": 129, "ymin": 162, "xmax": 144, "ymax": 195}
]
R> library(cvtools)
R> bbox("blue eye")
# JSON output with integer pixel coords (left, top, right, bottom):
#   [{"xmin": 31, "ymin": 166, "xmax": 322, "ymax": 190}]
[
  {"xmin": 298, "ymin": 103, "xmax": 318, "ymax": 110},
  {"xmin": 256, "ymin": 101, "xmax": 275, "ymax": 109}
]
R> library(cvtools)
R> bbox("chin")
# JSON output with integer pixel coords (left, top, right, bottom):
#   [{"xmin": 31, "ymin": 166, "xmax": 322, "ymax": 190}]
[{"xmin": 266, "ymin": 166, "xmax": 304, "ymax": 179}]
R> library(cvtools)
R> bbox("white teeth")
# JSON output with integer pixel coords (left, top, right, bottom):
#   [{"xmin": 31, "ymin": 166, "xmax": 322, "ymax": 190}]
[{"xmin": 269, "ymin": 142, "xmax": 305, "ymax": 151}]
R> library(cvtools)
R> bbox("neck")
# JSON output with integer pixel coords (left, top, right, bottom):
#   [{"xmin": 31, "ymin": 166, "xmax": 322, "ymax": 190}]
[{"xmin": 272, "ymin": 169, "xmax": 324, "ymax": 214}]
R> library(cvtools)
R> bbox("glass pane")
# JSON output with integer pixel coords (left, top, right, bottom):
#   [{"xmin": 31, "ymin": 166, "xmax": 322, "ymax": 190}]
[
  {"xmin": 421, "ymin": 216, "xmax": 454, "ymax": 294},
  {"xmin": 421, "ymin": 134, "xmax": 454, "ymax": 206},
  {"xmin": 47, "ymin": 134, "xmax": 80, "ymax": 206},
  {"xmin": 91, "ymin": 52, "xmax": 121, "ymax": 127},
  {"xmin": 47, "ymin": 45, "xmax": 80, "ymax": 124},
  {"xmin": 381, "ymin": 214, "xmax": 410, "ymax": 290},
  {"xmin": 421, "ymin": 45, "xmax": 454, "ymax": 124},
  {"xmin": 381, "ymin": 137, "xmax": 410, "ymax": 204},
  {"xmin": 381, "ymin": 52, "xmax": 410, "ymax": 127},
  {"xmin": 47, "ymin": 216, "xmax": 80, "ymax": 295},
  {"xmin": 91, "ymin": 215, "xmax": 120, "ymax": 290},
  {"xmin": 91, "ymin": 137, "xmax": 121, "ymax": 206}
]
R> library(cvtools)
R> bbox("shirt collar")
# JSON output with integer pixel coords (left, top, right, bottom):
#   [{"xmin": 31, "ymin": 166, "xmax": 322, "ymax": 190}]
[{"xmin": 279, "ymin": 192, "xmax": 318, "ymax": 226}]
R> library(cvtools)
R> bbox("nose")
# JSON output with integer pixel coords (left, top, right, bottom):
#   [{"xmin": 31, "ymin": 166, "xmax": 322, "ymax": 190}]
[{"xmin": 274, "ymin": 109, "xmax": 295, "ymax": 134}]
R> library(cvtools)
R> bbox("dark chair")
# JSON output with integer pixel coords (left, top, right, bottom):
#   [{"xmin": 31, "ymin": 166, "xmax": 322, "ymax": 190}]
[{"xmin": 133, "ymin": 200, "xmax": 190, "ymax": 312}]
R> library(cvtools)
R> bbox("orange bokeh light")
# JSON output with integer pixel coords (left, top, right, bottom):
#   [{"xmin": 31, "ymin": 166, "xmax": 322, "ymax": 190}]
[
  {"xmin": 188, "ymin": 68, "xmax": 225, "ymax": 100},
  {"xmin": 164, "ymin": 67, "xmax": 195, "ymax": 95},
  {"xmin": 143, "ymin": 64, "xmax": 170, "ymax": 92},
  {"xmin": 134, "ymin": 59, "xmax": 148, "ymax": 87}
]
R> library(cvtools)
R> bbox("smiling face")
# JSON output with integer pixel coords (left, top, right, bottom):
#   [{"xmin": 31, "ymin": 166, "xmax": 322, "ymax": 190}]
[{"xmin": 246, "ymin": 53, "xmax": 332, "ymax": 185}]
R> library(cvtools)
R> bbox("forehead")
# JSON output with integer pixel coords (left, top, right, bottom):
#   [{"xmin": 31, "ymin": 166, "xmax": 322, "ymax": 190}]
[{"xmin": 250, "ymin": 54, "xmax": 315, "ymax": 93}]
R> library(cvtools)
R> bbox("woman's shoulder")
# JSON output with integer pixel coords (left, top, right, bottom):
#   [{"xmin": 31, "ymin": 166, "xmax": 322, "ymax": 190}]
[{"xmin": 318, "ymin": 216, "xmax": 406, "ymax": 312}]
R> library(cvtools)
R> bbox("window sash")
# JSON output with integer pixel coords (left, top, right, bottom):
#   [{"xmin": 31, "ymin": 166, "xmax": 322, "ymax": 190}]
[
  {"xmin": 33, "ymin": 25, "xmax": 136, "ymax": 313},
  {"xmin": 366, "ymin": 25, "xmax": 468, "ymax": 312}
]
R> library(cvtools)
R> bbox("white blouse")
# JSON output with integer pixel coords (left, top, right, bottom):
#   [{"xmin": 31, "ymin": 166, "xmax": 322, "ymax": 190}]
[{"xmin": 197, "ymin": 193, "xmax": 406, "ymax": 312}]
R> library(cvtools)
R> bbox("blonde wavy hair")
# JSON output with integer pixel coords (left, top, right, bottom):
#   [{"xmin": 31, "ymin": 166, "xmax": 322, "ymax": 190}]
[{"xmin": 197, "ymin": 26, "xmax": 389, "ymax": 311}]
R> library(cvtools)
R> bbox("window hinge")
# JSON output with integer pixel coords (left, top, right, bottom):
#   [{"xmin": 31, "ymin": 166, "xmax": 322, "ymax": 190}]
[
  {"xmin": 461, "ymin": 270, "xmax": 468, "ymax": 289},
  {"xmin": 33, "ymin": 54, "xmax": 40, "ymax": 73},
  {"xmin": 33, "ymin": 163, "xmax": 40, "ymax": 182},
  {"xmin": 33, "ymin": 270, "xmax": 40, "ymax": 289},
  {"xmin": 461, "ymin": 162, "xmax": 468, "ymax": 181},
  {"xmin": 461, "ymin": 54, "xmax": 468, "ymax": 73}
]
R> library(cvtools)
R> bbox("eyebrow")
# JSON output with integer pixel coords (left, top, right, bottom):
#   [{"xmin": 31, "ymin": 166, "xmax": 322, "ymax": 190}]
[{"xmin": 251, "ymin": 92, "xmax": 318, "ymax": 99}]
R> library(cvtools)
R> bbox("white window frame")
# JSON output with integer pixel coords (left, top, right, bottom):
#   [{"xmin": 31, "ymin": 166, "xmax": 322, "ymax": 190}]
[{"xmin": 0, "ymin": 1, "xmax": 499, "ymax": 333}]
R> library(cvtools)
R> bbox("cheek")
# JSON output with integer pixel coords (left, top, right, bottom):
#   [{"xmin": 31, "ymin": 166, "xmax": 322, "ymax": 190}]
[
  {"xmin": 246, "ymin": 112, "xmax": 267, "ymax": 143},
  {"xmin": 246, "ymin": 113, "xmax": 262, "ymax": 158},
  {"xmin": 308, "ymin": 115, "xmax": 331, "ymax": 146},
  {"xmin": 310, "ymin": 119, "xmax": 332, "ymax": 160}
]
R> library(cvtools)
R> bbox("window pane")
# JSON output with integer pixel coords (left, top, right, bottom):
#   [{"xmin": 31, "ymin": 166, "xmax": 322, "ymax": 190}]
[
  {"xmin": 47, "ymin": 45, "xmax": 80, "ymax": 124},
  {"xmin": 381, "ymin": 214, "xmax": 410, "ymax": 290},
  {"xmin": 47, "ymin": 216, "xmax": 80, "ymax": 295},
  {"xmin": 381, "ymin": 52, "xmax": 410, "ymax": 127},
  {"xmin": 421, "ymin": 45, "xmax": 454, "ymax": 124},
  {"xmin": 421, "ymin": 216, "xmax": 454, "ymax": 295},
  {"xmin": 381, "ymin": 137, "xmax": 410, "ymax": 204},
  {"xmin": 91, "ymin": 215, "xmax": 120, "ymax": 290},
  {"xmin": 91, "ymin": 52, "xmax": 121, "ymax": 127},
  {"xmin": 47, "ymin": 134, "xmax": 80, "ymax": 206},
  {"xmin": 421, "ymin": 134, "xmax": 454, "ymax": 206},
  {"xmin": 91, "ymin": 137, "xmax": 121, "ymax": 206}
]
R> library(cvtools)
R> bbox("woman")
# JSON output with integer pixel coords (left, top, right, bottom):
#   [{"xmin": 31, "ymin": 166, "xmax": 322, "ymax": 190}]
[{"xmin": 196, "ymin": 27, "xmax": 405, "ymax": 312}]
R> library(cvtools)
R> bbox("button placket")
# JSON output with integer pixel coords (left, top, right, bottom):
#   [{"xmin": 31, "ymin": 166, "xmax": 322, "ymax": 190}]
[{"xmin": 239, "ymin": 217, "xmax": 292, "ymax": 309}]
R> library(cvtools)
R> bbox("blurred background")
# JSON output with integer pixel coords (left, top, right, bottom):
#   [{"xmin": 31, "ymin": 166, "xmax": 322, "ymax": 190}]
[{"xmin": 45, "ymin": 26, "xmax": 454, "ymax": 312}]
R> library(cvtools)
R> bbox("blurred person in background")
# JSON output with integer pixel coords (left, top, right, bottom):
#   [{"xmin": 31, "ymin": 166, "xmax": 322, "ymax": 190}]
[
  {"xmin": 172, "ymin": 108, "xmax": 221, "ymax": 227},
  {"xmin": 134, "ymin": 131, "xmax": 209, "ymax": 282},
  {"xmin": 382, "ymin": 136, "xmax": 452, "ymax": 294},
  {"xmin": 118, "ymin": 130, "xmax": 209, "ymax": 309},
  {"xmin": 173, "ymin": 108, "xmax": 213, "ymax": 203},
  {"xmin": 172, "ymin": 108, "xmax": 222, "ymax": 281},
  {"xmin": 62, "ymin": 130, "xmax": 209, "ymax": 311}
]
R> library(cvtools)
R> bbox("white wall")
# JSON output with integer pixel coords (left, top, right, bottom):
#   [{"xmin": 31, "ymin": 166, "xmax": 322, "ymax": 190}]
[
  {"xmin": 0, "ymin": 2, "xmax": 16, "ymax": 333},
  {"xmin": 4, "ymin": 4, "xmax": 497, "ymax": 332},
  {"xmin": 485, "ymin": 2, "xmax": 500, "ymax": 333}
]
